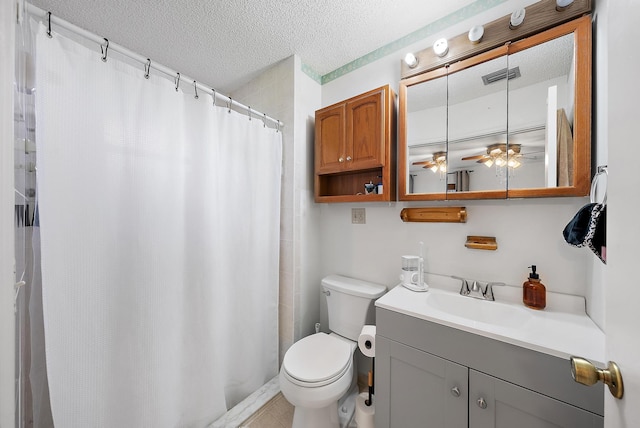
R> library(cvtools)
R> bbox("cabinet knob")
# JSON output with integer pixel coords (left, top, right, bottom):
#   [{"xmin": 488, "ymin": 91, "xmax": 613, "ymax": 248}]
[
  {"xmin": 339, "ymin": 157, "xmax": 344, "ymax": 163},
  {"xmin": 450, "ymin": 386, "xmax": 460, "ymax": 397},
  {"xmin": 346, "ymin": 156, "xmax": 352, "ymax": 161},
  {"xmin": 477, "ymin": 397, "xmax": 487, "ymax": 409}
]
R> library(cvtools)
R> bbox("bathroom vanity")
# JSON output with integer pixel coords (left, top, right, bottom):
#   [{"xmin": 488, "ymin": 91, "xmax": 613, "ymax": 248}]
[{"xmin": 374, "ymin": 284, "xmax": 604, "ymax": 428}]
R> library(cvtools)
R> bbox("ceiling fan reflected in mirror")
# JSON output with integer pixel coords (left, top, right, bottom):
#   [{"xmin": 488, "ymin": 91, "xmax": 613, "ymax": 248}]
[
  {"xmin": 412, "ymin": 151, "xmax": 447, "ymax": 173},
  {"xmin": 462, "ymin": 143, "xmax": 522, "ymax": 169}
]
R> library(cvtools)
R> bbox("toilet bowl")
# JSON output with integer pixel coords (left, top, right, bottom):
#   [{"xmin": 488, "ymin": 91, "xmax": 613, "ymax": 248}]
[
  {"xmin": 279, "ymin": 333, "xmax": 356, "ymax": 428},
  {"xmin": 279, "ymin": 275, "xmax": 387, "ymax": 428}
]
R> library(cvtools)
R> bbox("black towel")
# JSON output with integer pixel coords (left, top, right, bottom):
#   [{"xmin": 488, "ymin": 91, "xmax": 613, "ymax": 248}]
[{"xmin": 563, "ymin": 203, "xmax": 606, "ymax": 264}]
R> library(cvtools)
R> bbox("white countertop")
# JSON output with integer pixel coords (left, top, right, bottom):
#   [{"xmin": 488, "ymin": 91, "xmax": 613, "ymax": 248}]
[{"xmin": 375, "ymin": 282, "xmax": 605, "ymax": 365}]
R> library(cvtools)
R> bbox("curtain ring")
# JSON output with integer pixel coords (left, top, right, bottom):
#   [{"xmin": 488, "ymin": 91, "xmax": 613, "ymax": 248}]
[
  {"xmin": 174, "ymin": 72, "xmax": 180, "ymax": 92},
  {"xmin": 101, "ymin": 38, "xmax": 109, "ymax": 62},
  {"xmin": 248, "ymin": 106, "xmax": 252, "ymax": 120},
  {"xmin": 276, "ymin": 121, "xmax": 280, "ymax": 133},
  {"xmin": 193, "ymin": 81, "xmax": 199, "ymax": 99},
  {"xmin": 227, "ymin": 97, "xmax": 232, "ymax": 114},
  {"xmin": 211, "ymin": 88, "xmax": 216, "ymax": 107},
  {"xmin": 46, "ymin": 11, "xmax": 53, "ymax": 38},
  {"xmin": 263, "ymin": 113, "xmax": 267, "ymax": 128},
  {"xmin": 144, "ymin": 58, "xmax": 151, "ymax": 79}
]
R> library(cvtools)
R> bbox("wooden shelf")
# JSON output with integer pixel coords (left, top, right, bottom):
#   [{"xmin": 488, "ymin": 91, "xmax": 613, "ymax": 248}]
[
  {"xmin": 399, "ymin": 207, "xmax": 467, "ymax": 223},
  {"xmin": 465, "ymin": 236, "xmax": 498, "ymax": 251}
]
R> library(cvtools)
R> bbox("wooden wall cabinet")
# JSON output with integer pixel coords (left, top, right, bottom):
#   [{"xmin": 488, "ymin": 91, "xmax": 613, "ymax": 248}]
[{"xmin": 314, "ymin": 85, "xmax": 396, "ymax": 202}]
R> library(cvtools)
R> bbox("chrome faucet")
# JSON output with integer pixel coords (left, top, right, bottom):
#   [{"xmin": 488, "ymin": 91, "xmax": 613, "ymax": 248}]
[{"xmin": 453, "ymin": 276, "xmax": 505, "ymax": 301}]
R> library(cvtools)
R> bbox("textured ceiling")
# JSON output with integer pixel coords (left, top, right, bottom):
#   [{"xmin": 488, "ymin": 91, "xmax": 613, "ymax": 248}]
[{"xmin": 28, "ymin": 0, "xmax": 477, "ymax": 93}]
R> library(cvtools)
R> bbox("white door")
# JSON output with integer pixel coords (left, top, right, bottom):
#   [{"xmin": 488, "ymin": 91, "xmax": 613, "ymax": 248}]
[{"xmin": 604, "ymin": 0, "xmax": 640, "ymax": 425}]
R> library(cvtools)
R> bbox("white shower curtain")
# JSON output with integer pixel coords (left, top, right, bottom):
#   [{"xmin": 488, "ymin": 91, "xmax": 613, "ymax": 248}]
[{"xmin": 34, "ymin": 22, "xmax": 281, "ymax": 428}]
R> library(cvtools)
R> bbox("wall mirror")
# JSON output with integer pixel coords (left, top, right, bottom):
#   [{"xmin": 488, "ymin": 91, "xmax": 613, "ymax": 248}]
[
  {"xmin": 406, "ymin": 69, "xmax": 448, "ymax": 195},
  {"xmin": 399, "ymin": 17, "xmax": 591, "ymax": 200}
]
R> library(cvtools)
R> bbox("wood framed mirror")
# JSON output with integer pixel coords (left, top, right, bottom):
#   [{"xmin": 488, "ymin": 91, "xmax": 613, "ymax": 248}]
[{"xmin": 399, "ymin": 16, "xmax": 591, "ymax": 200}]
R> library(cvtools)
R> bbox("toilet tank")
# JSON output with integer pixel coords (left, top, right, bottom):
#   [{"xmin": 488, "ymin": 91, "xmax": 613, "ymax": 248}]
[{"xmin": 322, "ymin": 275, "xmax": 387, "ymax": 341}]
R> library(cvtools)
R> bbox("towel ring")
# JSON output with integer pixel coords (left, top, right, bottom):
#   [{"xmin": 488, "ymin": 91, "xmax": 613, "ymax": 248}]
[{"xmin": 590, "ymin": 165, "xmax": 608, "ymax": 205}]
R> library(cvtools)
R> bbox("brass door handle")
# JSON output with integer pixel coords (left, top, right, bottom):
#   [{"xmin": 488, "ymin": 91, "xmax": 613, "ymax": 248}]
[{"xmin": 570, "ymin": 356, "xmax": 624, "ymax": 399}]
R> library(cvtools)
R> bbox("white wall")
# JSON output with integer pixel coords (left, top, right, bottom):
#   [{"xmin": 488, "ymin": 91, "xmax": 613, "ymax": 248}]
[
  {"xmin": 318, "ymin": 198, "xmax": 590, "ymax": 293},
  {"xmin": 0, "ymin": 0, "xmax": 16, "ymax": 426},
  {"xmin": 317, "ymin": 0, "xmax": 603, "ymax": 326},
  {"xmin": 293, "ymin": 58, "xmax": 323, "ymax": 341},
  {"xmin": 600, "ymin": 0, "xmax": 640, "ymax": 424}
]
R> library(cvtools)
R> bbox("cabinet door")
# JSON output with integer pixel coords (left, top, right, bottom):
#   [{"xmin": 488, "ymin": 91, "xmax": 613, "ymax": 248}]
[
  {"xmin": 375, "ymin": 336, "xmax": 468, "ymax": 428},
  {"xmin": 346, "ymin": 89, "xmax": 385, "ymax": 170},
  {"xmin": 315, "ymin": 104, "xmax": 345, "ymax": 174},
  {"xmin": 469, "ymin": 370, "xmax": 603, "ymax": 428}
]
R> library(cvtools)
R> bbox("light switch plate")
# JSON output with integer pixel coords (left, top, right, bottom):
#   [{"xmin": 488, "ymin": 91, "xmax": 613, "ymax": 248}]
[{"xmin": 352, "ymin": 208, "xmax": 366, "ymax": 224}]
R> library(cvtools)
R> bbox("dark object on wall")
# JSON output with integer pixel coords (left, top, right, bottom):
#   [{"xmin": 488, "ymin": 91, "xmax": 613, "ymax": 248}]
[{"xmin": 562, "ymin": 202, "xmax": 606, "ymax": 263}]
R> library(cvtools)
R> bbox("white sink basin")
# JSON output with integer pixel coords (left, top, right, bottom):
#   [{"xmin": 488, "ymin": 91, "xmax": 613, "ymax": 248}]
[
  {"xmin": 375, "ymin": 285, "xmax": 605, "ymax": 365},
  {"xmin": 425, "ymin": 290, "xmax": 533, "ymax": 327}
]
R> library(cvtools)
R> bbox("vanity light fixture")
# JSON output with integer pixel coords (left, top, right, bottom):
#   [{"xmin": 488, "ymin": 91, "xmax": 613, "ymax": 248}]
[
  {"xmin": 404, "ymin": 52, "xmax": 419, "ymax": 68},
  {"xmin": 433, "ymin": 38, "xmax": 449, "ymax": 57},
  {"xmin": 468, "ymin": 25, "xmax": 484, "ymax": 44},
  {"xmin": 556, "ymin": 0, "xmax": 574, "ymax": 11},
  {"xmin": 509, "ymin": 8, "xmax": 526, "ymax": 29}
]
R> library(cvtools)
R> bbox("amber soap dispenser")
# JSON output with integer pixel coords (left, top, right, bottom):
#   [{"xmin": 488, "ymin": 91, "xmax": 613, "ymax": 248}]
[{"xmin": 523, "ymin": 265, "xmax": 546, "ymax": 310}]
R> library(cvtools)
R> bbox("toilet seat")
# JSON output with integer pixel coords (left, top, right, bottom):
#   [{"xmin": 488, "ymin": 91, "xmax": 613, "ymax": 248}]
[{"xmin": 283, "ymin": 333, "xmax": 352, "ymax": 387}]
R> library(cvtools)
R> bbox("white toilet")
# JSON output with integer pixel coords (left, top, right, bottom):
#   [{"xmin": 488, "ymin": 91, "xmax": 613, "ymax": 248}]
[{"xmin": 279, "ymin": 274, "xmax": 387, "ymax": 428}]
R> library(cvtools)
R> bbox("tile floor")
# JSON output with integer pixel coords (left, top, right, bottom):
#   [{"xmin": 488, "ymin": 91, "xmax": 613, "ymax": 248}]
[{"xmin": 239, "ymin": 392, "xmax": 294, "ymax": 428}]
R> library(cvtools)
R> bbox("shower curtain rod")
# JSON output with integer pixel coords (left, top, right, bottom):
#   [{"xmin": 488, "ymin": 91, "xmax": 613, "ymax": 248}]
[{"xmin": 25, "ymin": 3, "xmax": 284, "ymax": 129}]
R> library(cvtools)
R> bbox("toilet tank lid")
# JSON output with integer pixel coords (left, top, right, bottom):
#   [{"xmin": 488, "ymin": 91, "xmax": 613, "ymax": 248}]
[{"xmin": 321, "ymin": 274, "xmax": 387, "ymax": 298}]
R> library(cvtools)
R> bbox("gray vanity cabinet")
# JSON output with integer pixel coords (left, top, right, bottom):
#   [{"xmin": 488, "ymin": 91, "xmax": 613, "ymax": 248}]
[
  {"xmin": 376, "ymin": 336, "xmax": 468, "ymax": 427},
  {"xmin": 468, "ymin": 370, "xmax": 602, "ymax": 428},
  {"xmin": 375, "ymin": 308, "xmax": 604, "ymax": 428}
]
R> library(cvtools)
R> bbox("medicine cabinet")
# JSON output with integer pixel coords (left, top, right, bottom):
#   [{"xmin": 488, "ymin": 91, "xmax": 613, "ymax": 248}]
[{"xmin": 398, "ymin": 16, "xmax": 591, "ymax": 201}]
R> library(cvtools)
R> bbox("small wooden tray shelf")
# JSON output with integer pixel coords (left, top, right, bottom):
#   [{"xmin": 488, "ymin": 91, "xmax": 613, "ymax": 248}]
[
  {"xmin": 400, "ymin": 207, "xmax": 467, "ymax": 223},
  {"xmin": 465, "ymin": 236, "xmax": 498, "ymax": 251}
]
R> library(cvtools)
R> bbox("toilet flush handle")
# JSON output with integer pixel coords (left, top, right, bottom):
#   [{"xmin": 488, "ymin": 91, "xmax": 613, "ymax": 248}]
[{"xmin": 322, "ymin": 290, "xmax": 331, "ymax": 296}]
